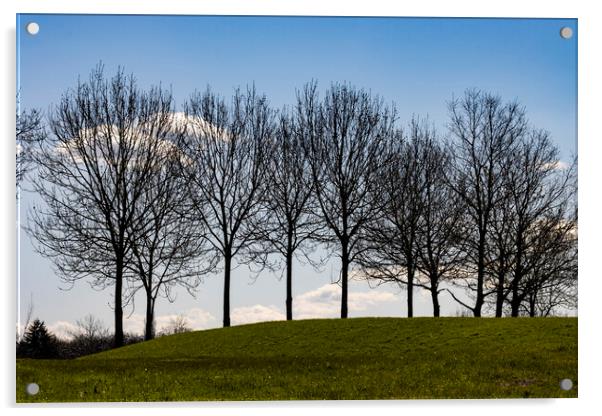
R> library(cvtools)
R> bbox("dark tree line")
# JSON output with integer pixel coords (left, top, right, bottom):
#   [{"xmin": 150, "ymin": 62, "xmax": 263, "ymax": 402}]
[
  {"xmin": 24, "ymin": 67, "xmax": 577, "ymax": 344},
  {"xmin": 17, "ymin": 315, "xmax": 145, "ymax": 359}
]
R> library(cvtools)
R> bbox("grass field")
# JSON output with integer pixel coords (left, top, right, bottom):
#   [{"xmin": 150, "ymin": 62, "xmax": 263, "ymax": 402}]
[{"xmin": 16, "ymin": 317, "xmax": 577, "ymax": 402}]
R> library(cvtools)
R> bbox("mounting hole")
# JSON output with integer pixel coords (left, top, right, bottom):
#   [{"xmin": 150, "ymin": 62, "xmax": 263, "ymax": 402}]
[
  {"xmin": 560, "ymin": 378, "xmax": 573, "ymax": 391},
  {"xmin": 560, "ymin": 27, "xmax": 573, "ymax": 39},
  {"xmin": 26, "ymin": 382, "xmax": 39, "ymax": 396},
  {"xmin": 26, "ymin": 22, "xmax": 40, "ymax": 36}
]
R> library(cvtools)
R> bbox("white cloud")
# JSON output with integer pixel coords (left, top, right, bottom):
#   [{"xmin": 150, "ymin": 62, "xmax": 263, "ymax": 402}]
[
  {"xmin": 295, "ymin": 285, "xmax": 340, "ymax": 318},
  {"xmin": 231, "ymin": 304, "xmax": 285, "ymax": 325},
  {"xmin": 172, "ymin": 112, "xmax": 229, "ymax": 140},
  {"xmin": 542, "ymin": 160, "xmax": 570, "ymax": 171},
  {"xmin": 349, "ymin": 290, "xmax": 397, "ymax": 310},
  {"xmin": 184, "ymin": 307, "xmax": 217, "ymax": 329},
  {"xmin": 295, "ymin": 284, "xmax": 397, "ymax": 319},
  {"xmin": 122, "ymin": 313, "xmax": 146, "ymax": 335},
  {"xmin": 47, "ymin": 320, "xmax": 79, "ymax": 340},
  {"xmin": 56, "ymin": 114, "xmax": 192, "ymax": 167}
]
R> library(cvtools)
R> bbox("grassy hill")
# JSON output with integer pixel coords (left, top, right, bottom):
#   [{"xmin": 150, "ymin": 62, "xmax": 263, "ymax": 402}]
[{"xmin": 16, "ymin": 317, "xmax": 577, "ymax": 402}]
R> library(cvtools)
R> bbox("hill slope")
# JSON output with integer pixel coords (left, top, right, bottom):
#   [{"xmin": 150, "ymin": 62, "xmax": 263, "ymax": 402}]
[{"xmin": 16, "ymin": 317, "xmax": 577, "ymax": 402}]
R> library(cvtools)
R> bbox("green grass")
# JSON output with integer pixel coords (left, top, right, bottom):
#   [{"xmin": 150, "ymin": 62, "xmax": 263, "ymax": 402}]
[{"xmin": 16, "ymin": 317, "xmax": 577, "ymax": 402}]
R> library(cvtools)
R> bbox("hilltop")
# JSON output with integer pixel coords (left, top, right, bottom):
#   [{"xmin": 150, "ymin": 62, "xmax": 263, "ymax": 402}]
[{"xmin": 17, "ymin": 317, "xmax": 577, "ymax": 402}]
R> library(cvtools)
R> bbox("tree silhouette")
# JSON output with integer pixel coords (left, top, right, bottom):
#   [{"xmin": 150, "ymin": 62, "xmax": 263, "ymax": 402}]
[
  {"xmin": 18, "ymin": 319, "xmax": 57, "ymax": 359},
  {"xmin": 357, "ymin": 122, "xmax": 424, "ymax": 317},
  {"xmin": 358, "ymin": 119, "xmax": 465, "ymax": 317},
  {"xmin": 126, "ymin": 116, "xmax": 216, "ymax": 340},
  {"xmin": 299, "ymin": 82, "xmax": 396, "ymax": 318},
  {"xmin": 412, "ymin": 127, "xmax": 466, "ymax": 317},
  {"xmin": 503, "ymin": 132, "xmax": 574, "ymax": 317},
  {"xmin": 254, "ymin": 109, "xmax": 323, "ymax": 320},
  {"xmin": 446, "ymin": 89, "xmax": 527, "ymax": 317},
  {"xmin": 27, "ymin": 65, "xmax": 177, "ymax": 346},
  {"xmin": 180, "ymin": 87, "xmax": 273, "ymax": 327}
]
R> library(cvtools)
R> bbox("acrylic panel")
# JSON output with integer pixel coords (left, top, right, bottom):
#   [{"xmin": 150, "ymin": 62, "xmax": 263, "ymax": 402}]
[{"xmin": 15, "ymin": 14, "xmax": 578, "ymax": 402}]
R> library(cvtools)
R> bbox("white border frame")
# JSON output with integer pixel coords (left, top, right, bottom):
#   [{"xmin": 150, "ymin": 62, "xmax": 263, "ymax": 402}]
[{"xmin": 2, "ymin": 1, "xmax": 599, "ymax": 415}]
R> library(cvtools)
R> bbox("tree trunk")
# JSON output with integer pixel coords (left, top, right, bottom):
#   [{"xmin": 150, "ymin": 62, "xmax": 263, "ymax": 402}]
[
  {"xmin": 510, "ymin": 232, "xmax": 524, "ymax": 317},
  {"xmin": 144, "ymin": 295, "xmax": 155, "ymax": 341},
  {"xmin": 529, "ymin": 297, "xmax": 536, "ymax": 317},
  {"xmin": 407, "ymin": 258, "xmax": 415, "ymax": 318},
  {"xmin": 510, "ymin": 281, "xmax": 521, "ymax": 317},
  {"xmin": 223, "ymin": 250, "xmax": 232, "ymax": 327},
  {"xmin": 430, "ymin": 275, "xmax": 440, "ymax": 317},
  {"xmin": 285, "ymin": 251, "xmax": 293, "ymax": 321},
  {"xmin": 114, "ymin": 258, "xmax": 124, "ymax": 347},
  {"xmin": 495, "ymin": 272, "xmax": 505, "ymax": 318},
  {"xmin": 510, "ymin": 266, "xmax": 522, "ymax": 317},
  {"xmin": 431, "ymin": 287, "xmax": 440, "ymax": 317},
  {"xmin": 474, "ymin": 237, "xmax": 485, "ymax": 317},
  {"xmin": 341, "ymin": 240, "xmax": 349, "ymax": 319}
]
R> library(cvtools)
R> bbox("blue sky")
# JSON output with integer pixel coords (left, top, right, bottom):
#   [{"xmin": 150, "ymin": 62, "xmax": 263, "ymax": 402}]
[{"xmin": 16, "ymin": 15, "xmax": 577, "ymax": 336}]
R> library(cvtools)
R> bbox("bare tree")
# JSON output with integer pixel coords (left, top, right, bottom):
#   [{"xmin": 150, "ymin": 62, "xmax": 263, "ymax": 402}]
[
  {"xmin": 483, "ymin": 132, "xmax": 576, "ymax": 318},
  {"xmin": 486, "ymin": 177, "xmax": 517, "ymax": 317},
  {"xmin": 70, "ymin": 314, "xmax": 111, "ymax": 339},
  {"xmin": 16, "ymin": 102, "xmax": 45, "ymax": 187},
  {"xmin": 27, "ymin": 65, "xmax": 176, "ymax": 346},
  {"xmin": 298, "ymin": 82, "xmax": 396, "ymax": 318},
  {"xmin": 356, "ymin": 122, "xmax": 425, "ymax": 318},
  {"xmin": 446, "ymin": 89, "xmax": 527, "ymax": 317},
  {"xmin": 413, "ymin": 130, "xmax": 467, "ymax": 317},
  {"xmin": 181, "ymin": 87, "xmax": 273, "ymax": 327},
  {"xmin": 162, "ymin": 314, "xmax": 193, "ymax": 335},
  {"xmin": 358, "ymin": 120, "xmax": 464, "ymax": 317},
  {"xmin": 255, "ymin": 109, "xmax": 322, "ymax": 320},
  {"xmin": 520, "ymin": 208, "xmax": 577, "ymax": 317},
  {"xmin": 503, "ymin": 132, "xmax": 573, "ymax": 316},
  {"xmin": 126, "ymin": 121, "xmax": 216, "ymax": 340}
]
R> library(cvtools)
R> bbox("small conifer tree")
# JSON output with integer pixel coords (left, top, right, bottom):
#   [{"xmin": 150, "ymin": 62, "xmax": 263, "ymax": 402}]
[{"xmin": 18, "ymin": 319, "xmax": 58, "ymax": 358}]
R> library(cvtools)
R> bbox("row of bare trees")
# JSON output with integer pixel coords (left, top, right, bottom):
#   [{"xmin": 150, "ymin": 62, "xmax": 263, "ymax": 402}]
[{"xmin": 22, "ymin": 67, "xmax": 577, "ymax": 346}]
